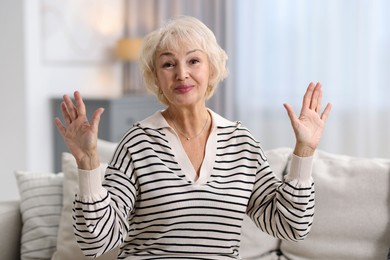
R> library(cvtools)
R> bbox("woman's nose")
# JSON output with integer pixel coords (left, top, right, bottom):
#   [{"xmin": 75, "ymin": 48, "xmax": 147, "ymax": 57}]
[{"xmin": 176, "ymin": 64, "xmax": 189, "ymax": 80}]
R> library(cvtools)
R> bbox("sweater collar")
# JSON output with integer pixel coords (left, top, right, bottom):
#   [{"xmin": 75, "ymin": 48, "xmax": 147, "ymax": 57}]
[{"xmin": 137, "ymin": 109, "xmax": 237, "ymax": 130}]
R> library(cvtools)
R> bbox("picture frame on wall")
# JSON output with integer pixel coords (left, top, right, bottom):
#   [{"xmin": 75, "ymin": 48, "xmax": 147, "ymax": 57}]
[{"xmin": 40, "ymin": 0, "xmax": 123, "ymax": 64}]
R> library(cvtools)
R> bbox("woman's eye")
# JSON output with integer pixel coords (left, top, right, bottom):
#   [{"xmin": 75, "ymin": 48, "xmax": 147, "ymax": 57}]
[
  {"xmin": 162, "ymin": 62, "xmax": 174, "ymax": 68},
  {"xmin": 189, "ymin": 59, "xmax": 200, "ymax": 65}
]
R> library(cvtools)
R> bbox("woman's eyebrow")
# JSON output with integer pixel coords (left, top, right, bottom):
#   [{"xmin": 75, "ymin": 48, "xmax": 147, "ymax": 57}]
[
  {"xmin": 187, "ymin": 49, "xmax": 202, "ymax": 55},
  {"xmin": 159, "ymin": 51, "xmax": 173, "ymax": 57},
  {"xmin": 158, "ymin": 49, "xmax": 202, "ymax": 58}
]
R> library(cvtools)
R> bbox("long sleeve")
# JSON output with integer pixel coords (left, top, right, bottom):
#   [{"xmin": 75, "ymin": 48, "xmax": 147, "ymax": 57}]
[
  {"xmin": 72, "ymin": 143, "xmax": 138, "ymax": 258},
  {"xmin": 71, "ymin": 111, "xmax": 316, "ymax": 259},
  {"xmin": 246, "ymin": 152, "xmax": 315, "ymax": 241}
]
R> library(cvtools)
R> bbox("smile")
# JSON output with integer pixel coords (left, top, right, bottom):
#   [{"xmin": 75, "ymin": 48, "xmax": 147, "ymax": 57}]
[{"xmin": 175, "ymin": 85, "xmax": 194, "ymax": 94}]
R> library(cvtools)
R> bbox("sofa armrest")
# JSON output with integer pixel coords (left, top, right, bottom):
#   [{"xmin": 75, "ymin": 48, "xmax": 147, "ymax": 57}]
[{"xmin": 0, "ymin": 200, "xmax": 21, "ymax": 260}]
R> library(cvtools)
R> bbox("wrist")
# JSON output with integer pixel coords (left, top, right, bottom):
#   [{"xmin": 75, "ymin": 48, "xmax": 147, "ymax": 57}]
[
  {"xmin": 293, "ymin": 144, "xmax": 315, "ymax": 157},
  {"xmin": 76, "ymin": 152, "xmax": 100, "ymax": 170}
]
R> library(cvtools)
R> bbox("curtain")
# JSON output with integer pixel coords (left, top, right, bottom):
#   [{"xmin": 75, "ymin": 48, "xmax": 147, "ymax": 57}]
[{"xmin": 233, "ymin": 0, "xmax": 390, "ymax": 158}]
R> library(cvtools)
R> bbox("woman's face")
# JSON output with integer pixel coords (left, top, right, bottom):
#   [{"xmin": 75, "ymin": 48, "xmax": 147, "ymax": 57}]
[{"xmin": 155, "ymin": 44, "xmax": 210, "ymax": 108}]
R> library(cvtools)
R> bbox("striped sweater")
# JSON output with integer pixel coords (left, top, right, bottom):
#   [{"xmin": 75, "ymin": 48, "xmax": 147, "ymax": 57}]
[{"xmin": 73, "ymin": 110, "xmax": 315, "ymax": 259}]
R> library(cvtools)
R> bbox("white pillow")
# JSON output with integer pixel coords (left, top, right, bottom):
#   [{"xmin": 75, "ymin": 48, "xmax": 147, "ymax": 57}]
[
  {"xmin": 281, "ymin": 150, "xmax": 390, "ymax": 260},
  {"xmin": 52, "ymin": 141, "xmax": 119, "ymax": 260},
  {"xmin": 97, "ymin": 139, "xmax": 118, "ymax": 163},
  {"xmin": 240, "ymin": 147, "xmax": 292, "ymax": 259},
  {"xmin": 15, "ymin": 171, "xmax": 64, "ymax": 260}
]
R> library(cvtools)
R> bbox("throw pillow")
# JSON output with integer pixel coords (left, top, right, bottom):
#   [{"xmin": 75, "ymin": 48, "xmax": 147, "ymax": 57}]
[
  {"xmin": 280, "ymin": 150, "xmax": 390, "ymax": 260},
  {"xmin": 15, "ymin": 171, "xmax": 64, "ymax": 260},
  {"xmin": 97, "ymin": 139, "xmax": 118, "ymax": 163},
  {"xmin": 52, "ymin": 152, "xmax": 119, "ymax": 260}
]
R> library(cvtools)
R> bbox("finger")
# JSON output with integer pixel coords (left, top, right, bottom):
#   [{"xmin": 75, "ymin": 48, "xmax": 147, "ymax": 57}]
[
  {"xmin": 316, "ymin": 84, "xmax": 323, "ymax": 113},
  {"xmin": 320, "ymin": 103, "xmax": 332, "ymax": 122},
  {"xmin": 60, "ymin": 101, "xmax": 72, "ymax": 126},
  {"xmin": 63, "ymin": 94, "xmax": 78, "ymax": 120},
  {"xmin": 310, "ymin": 82, "xmax": 321, "ymax": 110},
  {"xmin": 283, "ymin": 103, "xmax": 298, "ymax": 126},
  {"xmin": 74, "ymin": 91, "xmax": 86, "ymax": 116},
  {"xmin": 302, "ymin": 82, "xmax": 315, "ymax": 111},
  {"xmin": 54, "ymin": 117, "xmax": 67, "ymax": 136},
  {"xmin": 90, "ymin": 108, "xmax": 105, "ymax": 132}
]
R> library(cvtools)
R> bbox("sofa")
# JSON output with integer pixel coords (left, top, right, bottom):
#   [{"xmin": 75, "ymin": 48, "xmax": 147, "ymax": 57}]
[{"xmin": 1, "ymin": 139, "xmax": 389, "ymax": 260}]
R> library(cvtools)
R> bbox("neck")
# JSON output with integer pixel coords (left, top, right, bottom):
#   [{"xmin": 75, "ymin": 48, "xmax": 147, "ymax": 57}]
[{"xmin": 166, "ymin": 108, "xmax": 210, "ymax": 141}]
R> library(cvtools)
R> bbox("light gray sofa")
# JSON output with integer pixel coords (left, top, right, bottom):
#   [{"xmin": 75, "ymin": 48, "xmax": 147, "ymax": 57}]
[
  {"xmin": 0, "ymin": 200, "xmax": 21, "ymax": 260},
  {"xmin": 2, "ymin": 143, "xmax": 390, "ymax": 260}
]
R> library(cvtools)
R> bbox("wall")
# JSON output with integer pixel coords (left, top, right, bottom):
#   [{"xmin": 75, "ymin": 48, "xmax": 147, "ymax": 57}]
[
  {"xmin": 0, "ymin": 0, "xmax": 123, "ymax": 201},
  {"xmin": 0, "ymin": 0, "xmax": 27, "ymax": 201},
  {"xmin": 1, "ymin": 0, "xmax": 230, "ymax": 201},
  {"xmin": 25, "ymin": 0, "xmax": 122, "ymax": 175},
  {"xmin": 0, "ymin": 0, "xmax": 228, "ymax": 201}
]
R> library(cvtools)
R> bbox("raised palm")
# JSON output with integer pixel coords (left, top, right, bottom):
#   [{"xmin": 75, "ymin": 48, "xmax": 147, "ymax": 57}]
[
  {"xmin": 284, "ymin": 82, "xmax": 332, "ymax": 156},
  {"xmin": 54, "ymin": 91, "xmax": 104, "ymax": 170}
]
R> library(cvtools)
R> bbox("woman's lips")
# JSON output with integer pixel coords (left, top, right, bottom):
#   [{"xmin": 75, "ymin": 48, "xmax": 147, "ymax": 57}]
[{"xmin": 175, "ymin": 85, "xmax": 194, "ymax": 94}]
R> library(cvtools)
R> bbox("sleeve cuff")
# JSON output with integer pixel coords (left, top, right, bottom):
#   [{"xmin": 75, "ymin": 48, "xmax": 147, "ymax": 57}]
[
  {"xmin": 78, "ymin": 167, "xmax": 106, "ymax": 196},
  {"xmin": 284, "ymin": 154, "xmax": 314, "ymax": 185}
]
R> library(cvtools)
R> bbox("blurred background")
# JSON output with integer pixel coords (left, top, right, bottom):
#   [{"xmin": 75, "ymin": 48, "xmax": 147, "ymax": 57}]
[{"xmin": 1, "ymin": 0, "xmax": 389, "ymax": 200}]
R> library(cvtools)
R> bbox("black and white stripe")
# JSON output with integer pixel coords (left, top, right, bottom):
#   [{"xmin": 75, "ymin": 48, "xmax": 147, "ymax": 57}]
[{"xmin": 73, "ymin": 111, "xmax": 315, "ymax": 259}]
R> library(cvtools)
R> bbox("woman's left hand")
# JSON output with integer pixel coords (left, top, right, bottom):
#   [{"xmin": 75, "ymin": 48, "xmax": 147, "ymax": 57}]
[{"xmin": 283, "ymin": 82, "xmax": 332, "ymax": 157}]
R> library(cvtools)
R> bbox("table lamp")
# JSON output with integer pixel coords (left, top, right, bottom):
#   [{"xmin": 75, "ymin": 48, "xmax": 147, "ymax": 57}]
[{"xmin": 116, "ymin": 37, "xmax": 143, "ymax": 94}]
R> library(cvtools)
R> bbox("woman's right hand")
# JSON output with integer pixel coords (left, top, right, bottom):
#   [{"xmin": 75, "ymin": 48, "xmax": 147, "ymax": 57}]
[{"xmin": 54, "ymin": 91, "xmax": 104, "ymax": 170}]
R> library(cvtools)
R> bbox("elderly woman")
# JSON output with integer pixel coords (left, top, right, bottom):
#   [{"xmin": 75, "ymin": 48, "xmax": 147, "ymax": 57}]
[{"xmin": 55, "ymin": 16, "xmax": 331, "ymax": 259}]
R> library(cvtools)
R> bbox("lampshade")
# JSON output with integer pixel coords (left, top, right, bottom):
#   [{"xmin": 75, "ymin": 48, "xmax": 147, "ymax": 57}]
[{"xmin": 116, "ymin": 38, "xmax": 143, "ymax": 61}]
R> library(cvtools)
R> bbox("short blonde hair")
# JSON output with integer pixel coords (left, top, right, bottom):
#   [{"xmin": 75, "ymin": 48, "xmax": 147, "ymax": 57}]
[{"xmin": 139, "ymin": 16, "xmax": 228, "ymax": 105}]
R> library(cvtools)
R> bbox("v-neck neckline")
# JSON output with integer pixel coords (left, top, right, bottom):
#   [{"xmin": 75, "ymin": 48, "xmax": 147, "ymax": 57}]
[{"xmin": 163, "ymin": 112, "xmax": 217, "ymax": 185}]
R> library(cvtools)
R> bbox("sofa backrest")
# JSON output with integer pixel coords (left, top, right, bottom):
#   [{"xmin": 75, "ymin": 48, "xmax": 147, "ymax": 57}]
[
  {"xmin": 282, "ymin": 150, "xmax": 390, "ymax": 260},
  {"xmin": 240, "ymin": 147, "xmax": 390, "ymax": 260}
]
